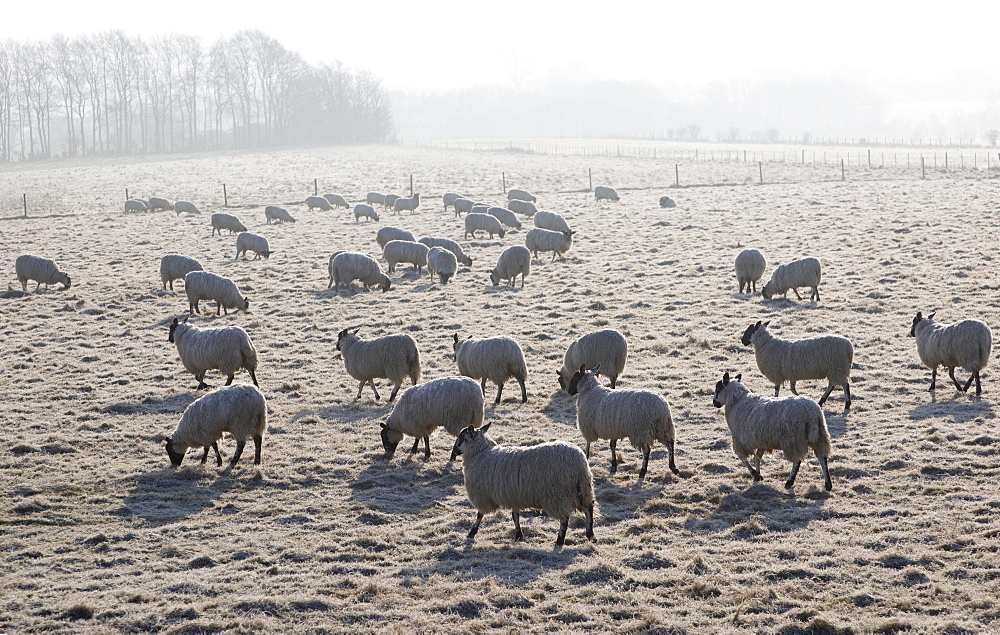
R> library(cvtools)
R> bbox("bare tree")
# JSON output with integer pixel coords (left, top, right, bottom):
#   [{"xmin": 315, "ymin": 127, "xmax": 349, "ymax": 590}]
[{"xmin": 986, "ymin": 129, "xmax": 999, "ymax": 147}]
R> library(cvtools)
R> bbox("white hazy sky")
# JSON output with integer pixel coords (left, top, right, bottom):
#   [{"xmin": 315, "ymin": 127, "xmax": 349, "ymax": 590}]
[{"xmin": 2, "ymin": 1, "xmax": 997, "ymax": 93}]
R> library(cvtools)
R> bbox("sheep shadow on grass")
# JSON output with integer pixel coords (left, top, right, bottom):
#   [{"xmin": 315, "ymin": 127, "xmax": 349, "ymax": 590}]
[
  {"xmin": 683, "ymin": 482, "xmax": 829, "ymax": 537},
  {"xmin": 349, "ymin": 453, "xmax": 463, "ymax": 515},
  {"xmin": 908, "ymin": 395, "xmax": 994, "ymax": 423},
  {"xmin": 121, "ymin": 468, "xmax": 242, "ymax": 526},
  {"xmin": 101, "ymin": 392, "xmax": 197, "ymax": 416}
]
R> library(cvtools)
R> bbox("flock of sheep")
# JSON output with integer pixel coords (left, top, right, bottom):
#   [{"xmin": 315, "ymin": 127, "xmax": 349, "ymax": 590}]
[{"xmin": 11, "ymin": 183, "xmax": 994, "ymax": 547}]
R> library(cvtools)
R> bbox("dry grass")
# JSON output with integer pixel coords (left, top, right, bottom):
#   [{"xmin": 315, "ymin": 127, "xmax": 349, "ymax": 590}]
[{"xmin": 1, "ymin": 144, "xmax": 998, "ymax": 633}]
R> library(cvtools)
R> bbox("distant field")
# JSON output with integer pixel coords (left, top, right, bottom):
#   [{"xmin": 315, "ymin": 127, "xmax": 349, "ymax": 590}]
[{"xmin": 1, "ymin": 144, "xmax": 998, "ymax": 633}]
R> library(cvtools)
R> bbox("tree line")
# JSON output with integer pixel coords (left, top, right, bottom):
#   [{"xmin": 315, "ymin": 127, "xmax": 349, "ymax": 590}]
[{"xmin": 0, "ymin": 30, "xmax": 396, "ymax": 162}]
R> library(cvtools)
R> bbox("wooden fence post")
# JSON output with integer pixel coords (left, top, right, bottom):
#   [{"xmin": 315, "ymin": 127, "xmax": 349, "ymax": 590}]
[
  {"xmin": 223, "ymin": 184, "xmax": 228, "ymax": 207},
  {"xmin": 125, "ymin": 188, "xmax": 129, "ymax": 201},
  {"xmin": 314, "ymin": 179, "xmax": 318, "ymax": 195},
  {"xmin": 23, "ymin": 193, "xmax": 27, "ymax": 218},
  {"xmin": 675, "ymin": 164, "xmax": 679, "ymax": 187},
  {"xmin": 588, "ymin": 168, "xmax": 592, "ymax": 192},
  {"xmin": 502, "ymin": 172, "xmax": 506, "ymax": 194},
  {"xmin": 410, "ymin": 175, "xmax": 414, "ymax": 197},
  {"xmin": 841, "ymin": 159, "xmax": 845, "ymax": 181},
  {"xmin": 921, "ymin": 157, "xmax": 925, "ymax": 179},
  {"xmin": 759, "ymin": 162, "xmax": 763, "ymax": 184}
]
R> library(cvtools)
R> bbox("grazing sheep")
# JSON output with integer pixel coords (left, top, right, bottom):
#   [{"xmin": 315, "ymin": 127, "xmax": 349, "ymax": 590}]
[
  {"xmin": 490, "ymin": 245, "xmax": 530, "ymax": 287},
  {"xmin": 306, "ymin": 195, "xmax": 333, "ymax": 212},
  {"xmin": 367, "ymin": 192, "xmax": 386, "ymax": 207},
  {"xmin": 392, "ymin": 193, "xmax": 421, "ymax": 215},
  {"xmin": 567, "ymin": 365, "xmax": 678, "ymax": 480},
  {"xmin": 264, "ymin": 205, "xmax": 296, "ymax": 224},
  {"xmin": 337, "ymin": 328, "xmax": 420, "ymax": 402},
  {"xmin": 741, "ymin": 320, "xmax": 853, "ymax": 409},
  {"xmin": 453, "ymin": 333, "xmax": 528, "ymax": 404},
  {"xmin": 168, "ymin": 317, "xmax": 259, "ymax": 390},
  {"xmin": 382, "ymin": 240, "xmax": 429, "ymax": 274},
  {"xmin": 235, "ymin": 232, "xmax": 272, "ymax": 260},
  {"xmin": 211, "ymin": 213, "xmax": 247, "ymax": 236},
  {"xmin": 148, "ymin": 197, "xmax": 174, "ymax": 213},
  {"xmin": 735, "ymin": 248, "xmax": 767, "ymax": 294},
  {"xmin": 323, "ymin": 193, "xmax": 350, "ymax": 209},
  {"xmin": 376, "ymin": 226, "xmax": 416, "ymax": 249},
  {"xmin": 452, "ymin": 423, "xmax": 596, "ymax": 546},
  {"xmin": 417, "ymin": 236, "xmax": 473, "ymax": 267},
  {"xmin": 524, "ymin": 228, "xmax": 574, "ymax": 262},
  {"xmin": 174, "ymin": 201, "xmax": 201, "ymax": 215},
  {"xmin": 383, "ymin": 194, "xmax": 401, "ymax": 210},
  {"xmin": 164, "ymin": 384, "xmax": 267, "ymax": 468},
  {"xmin": 14, "ymin": 255, "xmax": 71, "ymax": 293},
  {"xmin": 380, "ymin": 376, "xmax": 483, "ymax": 460},
  {"xmin": 487, "ymin": 206, "xmax": 522, "ymax": 230},
  {"xmin": 506, "ymin": 189, "xmax": 537, "ymax": 203},
  {"xmin": 471, "ymin": 204, "xmax": 491, "ymax": 216},
  {"xmin": 909, "ymin": 311, "xmax": 992, "ymax": 395},
  {"xmin": 442, "ymin": 192, "xmax": 466, "ymax": 212},
  {"xmin": 464, "ymin": 213, "xmax": 506, "ymax": 240},
  {"xmin": 125, "ymin": 199, "xmax": 148, "ymax": 213},
  {"xmin": 761, "ymin": 256, "xmax": 822, "ymax": 301},
  {"xmin": 184, "ymin": 271, "xmax": 249, "ymax": 316},
  {"xmin": 712, "ymin": 372, "xmax": 832, "ymax": 491},
  {"xmin": 328, "ymin": 252, "xmax": 391, "ymax": 293},
  {"xmin": 594, "ymin": 186, "xmax": 620, "ymax": 202},
  {"xmin": 453, "ymin": 198, "xmax": 477, "ymax": 218},
  {"xmin": 533, "ymin": 210, "xmax": 571, "ymax": 233},
  {"xmin": 659, "ymin": 196, "xmax": 676, "ymax": 208},
  {"xmin": 427, "ymin": 247, "xmax": 458, "ymax": 284},
  {"xmin": 507, "ymin": 200, "xmax": 537, "ymax": 217},
  {"xmin": 557, "ymin": 329, "xmax": 627, "ymax": 390},
  {"xmin": 159, "ymin": 254, "xmax": 204, "ymax": 291},
  {"xmin": 354, "ymin": 203, "xmax": 380, "ymax": 223}
]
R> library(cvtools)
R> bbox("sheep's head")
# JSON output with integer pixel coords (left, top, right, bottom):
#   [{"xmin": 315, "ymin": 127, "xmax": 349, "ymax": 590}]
[
  {"xmin": 761, "ymin": 279, "xmax": 776, "ymax": 299},
  {"xmin": 381, "ymin": 278, "xmax": 392, "ymax": 292},
  {"xmin": 713, "ymin": 372, "xmax": 741, "ymax": 408},
  {"xmin": 451, "ymin": 422, "xmax": 491, "ymax": 460},
  {"xmin": 169, "ymin": 318, "xmax": 179, "ymax": 343},
  {"xmin": 62, "ymin": 274, "xmax": 72, "ymax": 289},
  {"xmin": 242, "ymin": 297, "xmax": 250, "ymax": 311},
  {"xmin": 489, "ymin": 269, "xmax": 500, "ymax": 286},
  {"xmin": 741, "ymin": 321, "xmax": 767, "ymax": 346},
  {"xmin": 336, "ymin": 328, "xmax": 361, "ymax": 351},
  {"xmin": 380, "ymin": 422, "xmax": 402, "ymax": 456},
  {"xmin": 567, "ymin": 364, "xmax": 599, "ymax": 395},
  {"xmin": 164, "ymin": 436, "xmax": 185, "ymax": 467},
  {"xmin": 909, "ymin": 311, "xmax": 934, "ymax": 337}
]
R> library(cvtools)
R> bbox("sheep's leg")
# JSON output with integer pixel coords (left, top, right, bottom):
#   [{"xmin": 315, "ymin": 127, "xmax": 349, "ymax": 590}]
[
  {"xmin": 818, "ymin": 383, "xmax": 834, "ymax": 406},
  {"xmin": 929, "ymin": 367, "xmax": 938, "ymax": 391},
  {"xmin": 422, "ymin": 435, "xmax": 431, "ymax": 460},
  {"xmin": 230, "ymin": 438, "xmax": 247, "ymax": 466},
  {"xmin": 638, "ymin": 446, "xmax": 650, "ymax": 480},
  {"xmin": 752, "ymin": 280, "xmax": 757, "ymax": 293},
  {"xmin": 200, "ymin": 446, "xmax": 210, "ymax": 464},
  {"xmin": 556, "ymin": 518, "xmax": 568, "ymax": 546},
  {"xmin": 355, "ymin": 381, "xmax": 365, "ymax": 399},
  {"xmin": 479, "ymin": 378, "xmax": 488, "ymax": 396},
  {"xmin": 974, "ymin": 372, "xmax": 982, "ymax": 395},
  {"xmin": 468, "ymin": 512, "xmax": 484, "ymax": 538},
  {"xmin": 753, "ymin": 449, "xmax": 763, "ymax": 474},
  {"xmin": 410, "ymin": 438, "xmax": 420, "ymax": 454},
  {"xmin": 518, "ymin": 379, "xmax": 527, "ymax": 403},
  {"xmin": 247, "ymin": 369, "xmax": 259, "ymax": 387},
  {"xmin": 819, "ymin": 454, "xmax": 832, "ymax": 491},
  {"xmin": 793, "ymin": 288, "xmax": 802, "ymax": 300},
  {"xmin": 739, "ymin": 456, "xmax": 763, "ymax": 482},
  {"xmin": 609, "ymin": 439, "xmax": 618, "ymax": 475},
  {"xmin": 512, "ymin": 511, "xmax": 524, "ymax": 541},
  {"xmin": 667, "ymin": 439, "xmax": 679, "ymax": 475},
  {"xmin": 610, "ymin": 376, "xmax": 617, "ymax": 389},
  {"xmin": 773, "ymin": 384, "xmax": 781, "ymax": 397},
  {"xmin": 369, "ymin": 381, "xmax": 382, "ymax": 401},
  {"xmin": 225, "ymin": 374, "xmax": 235, "ymax": 386},
  {"xmin": 813, "ymin": 286, "xmax": 820, "ymax": 302},
  {"xmin": 494, "ymin": 381, "xmax": 504, "ymax": 405},
  {"xmin": 785, "ymin": 461, "xmax": 801, "ymax": 489},
  {"xmin": 843, "ymin": 383, "xmax": 852, "ymax": 409},
  {"xmin": 388, "ymin": 381, "xmax": 401, "ymax": 402},
  {"xmin": 584, "ymin": 441, "xmax": 592, "ymax": 458},
  {"xmin": 195, "ymin": 374, "xmax": 209, "ymax": 390},
  {"xmin": 585, "ymin": 503, "xmax": 595, "ymax": 541},
  {"xmin": 253, "ymin": 435, "xmax": 262, "ymax": 465},
  {"xmin": 790, "ymin": 381, "xmax": 799, "ymax": 395},
  {"xmin": 948, "ymin": 367, "xmax": 965, "ymax": 391}
]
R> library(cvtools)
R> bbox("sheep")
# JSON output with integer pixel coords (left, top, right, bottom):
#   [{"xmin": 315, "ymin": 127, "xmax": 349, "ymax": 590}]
[
  {"xmin": 471, "ymin": 204, "xmax": 491, "ymax": 216},
  {"xmin": 909, "ymin": 311, "xmax": 992, "ymax": 395},
  {"xmin": 164, "ymin": 383, "xmax": 267, "ymax": 468},
  {"xmin": 376, "ymin": 226, "xmax": 416, "ymax": 249},
  {"xmin": 452, "ymin": 423, "xmax": 596, "ymax": 546},
  {"xmin": 380, "ymin": 376, "xmax": 483, "ymax": 460},
  {"xmin": 487, "ymin": 206, "xmax": 522, "ymax": 230},
  {"xmin": 367, "ymin": 192, "xmax": 386, "ymax": 207},
  {"xmin": 427, "ymin": 247, "xmax": 458, "ymax": 284},
  {"xmin": 442, "ymin": 192, "xmax": 466, "ymax": 212},
  {"xmin": 417, "ymin": 236, "xmax": 473, "ymax": 267},
  {"xmin": 323, "ymin": 193, "xmax": 351, "ymax": 209},
  {"xmin": 557, "ymin": 328, "xmax": 628, "ymax": 390},
  {"xmin": 453, "ymin": 198, "xmax": 476, "ymax": 218},
  {"xmin": 507, "ymin": 200, "xmax": 537, "ymax": 217},
  {"xmin": 490, "ymin": 245, "xmax": 530, "ymax": 287},
  {"xmin": 712, "ymin": 372, "xmax": 832, "ymax": 491},
  {"xmin": 741, "ymin": 320, "xmax": 853, "ymax": 409},
  {"xmin": 506, "ymin": 188, "xmax": 537, "ymax": 203},
  {"xmin": 524, "ymin": 228, "xmax": 574, "ymax": 262},
  {"xmin": 354, "ymin": 203, "xmax": 380, "ymax": 223},
  {"xmin": 168, "ymin": 317, "xmax": 259, "ymax": 390},
  {"xmin": 567, "ymin": 364, "xmax": 678, "ymax": 480},
  {"xmin": 328, "ymin": 252, "xmax": 391, "ymax": 293},
  {"xmin": 594, "ymin": 186, "xmax": 620, "ymax": 202},
  {"xmin": 184, "ymin": 270, "xmax": 249, "ymax": 316},
  {"xmin": 392, "ymin": 193, "xmax": 421, "ymax": 215},
  {"xmin": 735, "ymin": 248, "xmax": 767, "ymax": 294},
  {"xmin": 211, "ymin": 213, "xmax": 247, "ymax": 236},
  {"xmin": 337, "ymin": 328, "xmax": 420, "ymax": 402},
  {"xmin": 306, "ymin": 195, "xmax": 333, "ymax": 212},
  {"xmin": 264, "ymin": 205, "xmax": 296, "ymax": 224},
  {"xmin": 659, "ymin": 196, "xmax": 676, "ymax": 208},
  {"xmin": 148, "ymin": 197, "xmax": 174, "ymax": 213},
  {"xmin": 464, "ymin": 213, "xmax": 506, "ymax": 240},
  {"xmin": 383, "ymin": 194, "xmax": 401, "ymax": 210},
  {"xmin": 382, "ymin": 240, "xmax": 429, "ymax": 274},
  {"xmin": 761, "ymin": 256, "xmax": 822, "ymax": 301},
  {"xmin": 235, "ymin": 232, "xmax": 272, "ymax": 260},
  {"xmin": 125, "ymin": 199, "xmax": 148, "ymax": 213},
  {"xmin": 174, "ymin": 201, "xmax": 201, "ymax": 215},
  {"xmin": 14, "ymin": 255, "xmax": 71, "ymax": 293},
  {"xmin": 159, "ymin": 254, "xmax": 204, "ymax": 291},
  {"xmin": 533, "ymin": 210, "xmax": 571, "ymax": 233},
  {"xmin": 453, "ymin": 333, "xmax": 528, "ymax": 404}
]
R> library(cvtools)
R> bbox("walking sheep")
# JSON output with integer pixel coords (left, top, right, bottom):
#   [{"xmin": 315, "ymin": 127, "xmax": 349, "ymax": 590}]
[
  {"xmin": 376, "ymin": 226, "xmax": 416, "ymax": 249},
  {"xmin": 417, "ymin": 237, "xmax": 473, "ymax": 267},
  {"xmin": 328, "ymin": 252, "xmax": 391, "ymax": 293},
  {"xmin": 164, "ymin": 384, "xmax": 267, "ymax": 468},
  {"xmin": 383, "ymin": 194, "xmax": 401, "ymax": 210},
  {"xmin": 264, "ymin": 205, "xmax": 296, "ymax": 224},
  {"xmin": 392, "ymin": 193, "xmax": 421, "ymax": 215},
  {"xmin": 323, "ymin": 193, "xmax": 351, "ymax": 209},
  {"xmin": 354, "ymin": 203, "xmax": 380, "ymax": 223},
  {"xmin": 211, "ymin": 213, "xmax": 247, "ymax": 236},
  {"xmin": 125, "ymin": 199, "xmax": 148, "ymax": 213},
  {"xmin": 452, "ymin": 423, "xmax": 596, "ymax": 546},
  {"xmin": 735, "ymin": 248, "xmax": 767, "ymax": 294},
  {"xmin": 909, "ymin": 311, "xmax": 992, "ymax": 395},
  {"xmin": 427, "ymin": 247, "xmax": 458, "ymax": 283},
  {"xmin": 380, "ymin": 376, "xmax": 483, "ymax": 460},
  {"xmin": 507, "ymin": 200, "xmax": 537, "ymax": 217},
  {"xmin": 453, "ymin": 333, "xmax": 528, "ymax": 404},
  {"xmin": 487, "ymin": 206, "xmax": 522, "ymax": 230},
  {"xmin": 337, "ymin": 328, "xmax": 420, "ymax": 402},
  {"xmin": 533, "ymin": 210, "xmax": 572, "ymax": 233},
  {"xmin": 712, "ymin": 372, "xmax": 832, "ymax": 491},
  {"xmin": 235, "ymin": 232, "xmax": 272, "ymax": 260},
  {"xmin": 761, "ymin": 256, "xmax": 822, "ymax": 301},
  {"xmin": 490, "ymin": 245, "xmax": 530, "ymax": 287},
  {"xmin": 184, "ymin": 271, "xmax": 249, "ymax": 316},
  {"xmin": 741, "ymin": 320, "xmax": 853, "ymax": 409},
  {"xmin": 15, "ymin": 255, "xmax": 72, "ymax": 293},
  {"xmin": 168, "ymin": 317, "xmax": 259, "ymax": 390},
  {"xmin": 148, "ymin": 197, "xmax": 174, "ymax": 213},
  {"xmin": 557, "ymin": 328, "xmax": 628, "ymax": 390},
  {"xmin": 382, "ymin": 240, "xmax": 429, "ymax": 274},
  {"xmin": 525, "ymin": 228, "xmax": 574, "ymax": 262},
  {"xmin": 465, "ymin": 213, "xmax": 506, "ymax": 240},
  {"xmin": 367, "ymin": 192, "xmax": 386, "ymax": 207},
  {"xmin": 306, "ymin": 195, "xmax": 333, "ymax": 212},
  {"xmin": 160, "ymin": 254, "xmax": 204, "ymax": 291},
  {"xmin": 568, "ymin": 365, "xmax": 678, "ymax": 480},
  {"xmin": 174, "ymin": 201, "xmax": 201, "ymax": 215},
  {"xmin": 594, "ymin": 186, "xmax": 619, "ymax": 202},
  {"xmin": 443, "ymin": 192, "xmax": 466, "ymax": 212},
  {"xmin": 506, "ymin": 189, "xmax": 537, "ymax": 203}
]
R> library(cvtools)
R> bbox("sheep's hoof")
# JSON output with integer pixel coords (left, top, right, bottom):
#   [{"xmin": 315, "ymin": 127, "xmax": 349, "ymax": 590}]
[
  {"xmin": 784, "ymin": 480, "xmax": 794, "ymax": 489},
  {"xmin": 670, "ymin": 466, "xmax": 680, "ymax": 475},
  {"xmin": 752, "ymin": 474, "xmax": 763, "ymax": 482},
  {"xmin": 514, "ymin": 532, "xmax": 524, "ymax": 542},
  {"xmin": 825, "ymin": 482, "xmax": 832, "ymax": 492}
]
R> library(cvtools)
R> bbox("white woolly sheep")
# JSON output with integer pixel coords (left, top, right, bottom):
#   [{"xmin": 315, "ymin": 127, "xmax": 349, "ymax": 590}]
[
  {"xmin": 713, "ymin": 372, "xmax": 832, "ymax": 490},
  {"xmin": 392, "ymin": 193, "xmax": 421, "ymax": 215},
  {"xmin": 383, "ymin": 194, "xmax": 401, "ymax": 210},
  {"xmin": 184, "ymin": 270, "xmax": 249, "ymax": 316},
  {"xmin": 376, "ymin": 226, "xmax": 416, "ymax": 249},
  {"xmin": 735, "ymin": 248, "xmax": 767, "ymax": 294},
  {"xmin": 428, "ymin": 247, "xmax": 458, "ymax": 284},
  {"xmin": 306, "ymin": 195, "xmax": 333, "ymax": 212},
  {"xmin": 568, "ymin": 364, "xmax": 678, "ymax": 480},
  {"xmin": 453, "ymin": 198, "xmax": 476, "ymax": 218},
  {"xmin": 125, "ymin": 199, "xmax": 148, "ymax": 213},
  {"xmin": 367, "ymin": 192, "xmax": 386, "ymax": 207},
  {"xmin": 168, "ymin": 317, "xmax": 259, "ymax": 390},
  {"xmin": 354, "ymin": 203, "xmax": 380, "ymax": 223},
  {"xmin": 524, "ymin": 228, "xmax": 574, "ymax": 262},
  {"xmin": 741, "ymin": 320, "xmax": 853, "ymax": 409},
  {"xmin": 594, "ymin": 186, "xmax": 619, "ymax": 202},
  {"xmin": 235, "ymin": 232, "xmax": 272, "ymax": 260},
  {"xmin": 490, "ymin": 245, "xmax": 530, "ymax": 287},
  {"xmin": 382, "ymin": 240, "xmax": 429, "ymax": 274},
  {"xmin": 417, "ymin": 237, "xmax": 473, "ymax": 267},
  {"xmin": 453, "ymin": 333, "xmax": 528, "ymax": 404},
  {"xmin": 659, "ymin": 196, "xmax": 676, "ymax": 208},
  {"xmin": 557, "ymin": 328, "xmax": 628, "ymax": 390},
  {"xmin": 164, "ymin": 383, "xmax": 267, "ymax": 467},
  {"xmin": 337, "ymin": 328, "xmax": 420, "ymax": 402},
  {"xmin": 471, "ymin": 204, "xmax": 490, "ymax": 216},
  {"xmin": 452, "ymin": 423, "xmax": 596, "ymax": 546},
  {"xmin": 148, "ymin": 197, "xmax": 174, "ymax": 212},
  {"xmin": 14, "ymin": 255, "xmax": 71, "ymax": 293},
  {"xmin": 159, "ymin": 254, "xmax": 204, "ymax": 291},
  {"xmin": 328, "ymin": 252, "xmax": 391, "ymax": 293},
  {"xmin": 174, "ymin": 201, "xmax": 201, "ymax": 215},
  {"xmin": 323, "ymin": 193, "xmax": 350, "ymax": 209},
  {"xmin": 464, "ymin": 213, "xmax": 506, "ymax": 240},
  {"xmin": 211, "ymin": 213, "xmax": 247, "ymax": 236},
  {"xmin": 487, "ymin": 206, "xmax": 522, "ymax": 230},
  {"xmin": 380, "ymin": 376, "xmax": 483, "ymax": 460},
  {"xmin": 910, "ymin": 311, "xmax": 992, "ymax": 395},
  {"xmin": 443, "ymin": 192, "xmax": 466, "ymax": 211},
  {"xmin": 265, "ymin": 205, "xmax": 295, "ymax": 224},
  {"xmin": 533, "ymin": 210, "xmax": 571, "ymax": 233},
  {"xmin": 507, "ymin": 200, "xmax": 537, "ymax": 217},
  {"xmin": 506, "ymin": 189, "xmax": 537, "ymax": 203},
  {"xmin": 761, "ymin": 256, "xmax": 822, "ymax": 301}
]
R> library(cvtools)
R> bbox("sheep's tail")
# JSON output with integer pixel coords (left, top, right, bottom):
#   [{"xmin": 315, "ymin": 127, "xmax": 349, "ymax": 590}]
[
  {"xmin": 979, "ymin": 336, "xmax": 992, "ymax": 371},
  {"xmin": 407, "ymin": 345, "xmax": 421, "ymax": 383},
  {"xmin": 243, "ymin": 338, "xmax": 259, "ymax": 371},
  {"xmin": 808, "ymin": 410, "xmax": 831, "ymax": 458},
  {"xmin": 575, "ymin": 465, "xmax": 596, "ymax": 510}
]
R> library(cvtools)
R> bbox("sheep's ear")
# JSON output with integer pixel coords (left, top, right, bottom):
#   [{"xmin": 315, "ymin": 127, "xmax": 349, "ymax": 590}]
[
  {"xmin": 928, "ymin": 312, "xmax": 935, "ymax": 320},
  {"xmin": 172, "ymin": 318, "xmax": 178, "ymax": 326},
  {"xmin": 163, "ymin": 436, "xmax": 171, "ymax": 443},
  {"xmin": 915, "ymin": 311, "xmax": 922, "ymax": 320},
  {"xmin": 722, "ymin": 371, "xmax": 730, "ymax": 383},
  {"xmin": 453, "ymin": 333, "xmax": 459, "ymax": 344},
  {"xmin": 353, "ymin": 328, "xmax": 360, "ymax": 335},
  {"xmin": 379, "ymin": 422, "xmax": 386, "ymax": 429},
  {"xmin": 755, "ymin": 320, "xmax": 762, "ymax": 327},
  {"xmin": 183, "ymin": 316, "xmax": 189, "ymax": 323},
  {"xmin": 763, "ymin": 321, "xmax": 770, "ymax": 328},
  {"xmin": 579, "ymin": 363, "xmax": 586, "ymax": 374},
  {"xmin": 591, "ymin": 364, "xmax": 601, "ymax": 375},
  {"xmin": 735, "ymin": 373, "xmax": 742, "ymax": 382},
  {"xmin": 480, "ymin": 423, "xmax": 491, "ymax": 434}
]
